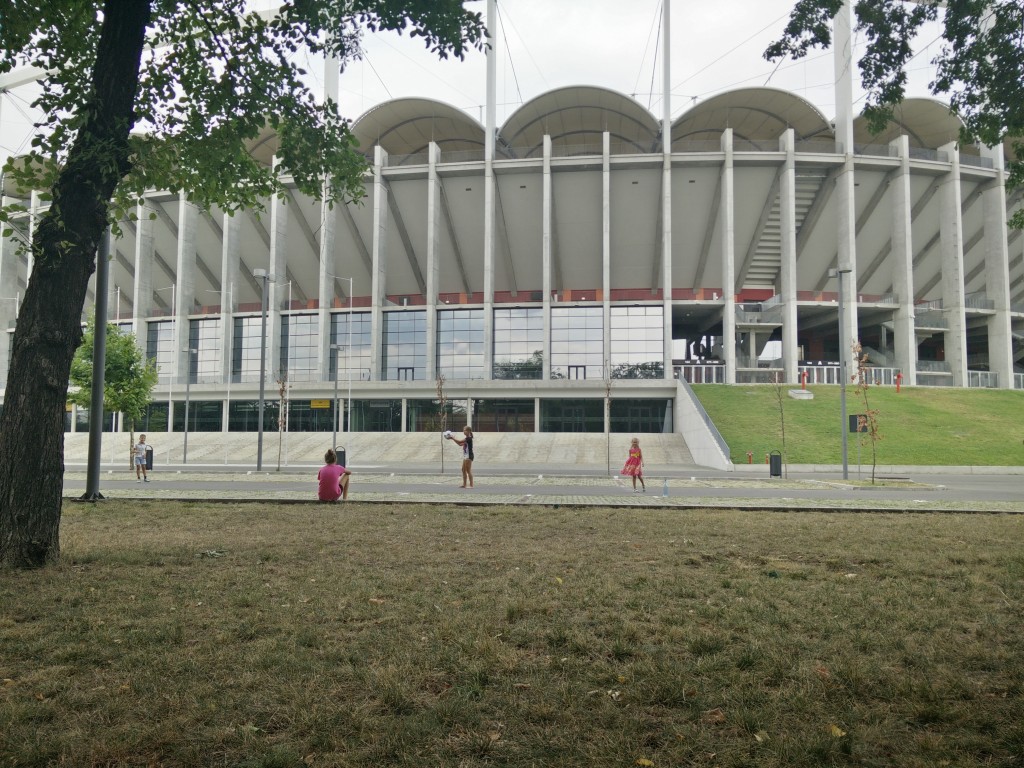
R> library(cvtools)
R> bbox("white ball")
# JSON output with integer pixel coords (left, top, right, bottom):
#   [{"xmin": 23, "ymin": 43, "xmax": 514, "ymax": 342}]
[{"xmin": 443, "ymin": 430, "xmax": 452, "ymax": 439}]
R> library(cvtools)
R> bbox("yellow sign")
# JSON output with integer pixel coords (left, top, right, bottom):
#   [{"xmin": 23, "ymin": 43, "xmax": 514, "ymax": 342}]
[{"xmin": 310, "ymin": 399, "xmax": 331, "ymax": 409}]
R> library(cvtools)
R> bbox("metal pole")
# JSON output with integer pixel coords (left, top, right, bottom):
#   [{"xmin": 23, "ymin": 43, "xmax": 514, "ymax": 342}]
[
  {"xmin": 82, "ymin": 229, "xmax": 111, "ymax": 501},
  {"xmin": 183, "ymin": 349, "xmax": 195, "ymax": 464},
  {"xmin": 835, "ymin": 268, "xmax": 850, "ymax": 480},
  {"xmin": 346, "ymin": 276, "xmax": 353, "ymax": 436},
  {"xmin": 332, "ymin": 345, "xmax": 340, "ymax": 449},
  {"xmin": 254, "ymin": 269, "xmax": 269, "ymax": 471}
]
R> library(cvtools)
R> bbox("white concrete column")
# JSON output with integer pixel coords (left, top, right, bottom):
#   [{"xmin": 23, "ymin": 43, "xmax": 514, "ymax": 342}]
[
  {"xmin": 834, "ymin": 0, "xmax": 859, "ymax": 374},
  {"xmin": 370, "ymin": 146, "xmax": 389, "ymax": 381},
  {"xmin": 779, "ymin": 129, "xmax": 799, "ymax": 383},
  {"xmin": 0, "ymin": 225, "xmax": 19, "ymax": 387},
  {"xmin": 426, "ymin": 142, "xmax": 441, "ymax": 382},
  {"xmin": 483, "ymin": 0, "xmax": 497, "ymax": 382},
  {"xmin": 661, "ymin": 0, "xmax": 673, "ymax": 380},
  {"xmin": 220, "ymin": 210, "xmax": 241, "ymax": 382},
  {"xmin": 316, "ymin": 180, "xmax": 336, "ymax": 381},
  {"xmin": 890, "ymin": 136, "xmax": 917, "ymax": 385},
  {"xmin": 267, "ymin": 191, "xmax": 287, "ymax": 385},
  {"xmin": 602, "ymin": 132, "xmax": 611, "ymax": 376},
  {"xmin": 720, "ymin": 129, "xmax": 737, "ymax": 383},
  {"xmin": 534, "ymin": 397, "xmax": 541, "ymax": 433},
  {"xmin": 939, "ymin": 141, "xmax": 968, "ymax": 386},
  {"xmin": 28, "ymin": 190, "xmax": 41, "ymax": 280},
  {"xmin": 980, "ymin": 144, "xmax": 1013, "ymax": 388},
  {"xmin": 131, "ymin": 198, "xmax": 155, "ymax": 376},
  {"xmin": 173, "ymin": 192, "xmax": 197, "ymax": 385},
  {"xmin": 542, "ymin": 135, "xmax": 553, "ymax": 380}
]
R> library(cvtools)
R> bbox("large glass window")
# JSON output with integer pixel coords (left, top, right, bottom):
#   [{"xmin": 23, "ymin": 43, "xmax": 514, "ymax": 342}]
[
  {"xmin": 610, "ymin": 399, "xmax": 671, "ymax": 433},
  {"xmin": 330, "ymin": 312, "xmax": 372, "ymax": 382},
  {"xmin": 281, "ymin": 313, "xmax": 319, "ymax": 382},
  {"xmin": 382, "ymin": 310, "xmax": 426, "ymax": 381},
  {"xmin": 73, "ymin": 407, "xmax": 115, "ymax": 432},
  {"xmin": 188, "ymin": 319, "xmax": 222, "ymax": 384},
  {"xmin": 173, "ymin": 400, "xmax": 223, "ymax": 432},
  {"xmin": 146, "ymin": 320, "xmax": 175, "ymax": 384},
  {"xmin": 286, "ymin": 400, "xmax": 334, "ymax": 432},
  {"xmin": 540, "ymin": 399, "xmax": 603, "ymax": 433},
  {"xmin": 406, "ymin": 398, "xmax": 467, "ymax": 433},
  {"xmin": 551, "ymin": 307, "xmax": 603, "ymax": 379},
  {"xmin": 610, "ymin": 306, "xmax": 664, "ymax": 379},
  {"xmin": 228, "ymin": 400, "xmax": 279, "ymax": 432},
  {"xmin": 437, "ymin": 309, "xmax": 485, "ymax": 380},
  {"xmin": 350, "ymin": 399, "xmax": 402, "ymax": 432},
  {"xmin": 493, "ymin": 308, "xmax": 543, "ymax": 379},
  {"xmin": 233, "ymin": 316, "xmax": 264, "ymax": 384},
  {"xmin": 138, "ymin": 402, "xmax": 169, "ymax": 432},
  {"xmin": 473, "ymin": 399, "xmax": 535, "ymax": 432}
]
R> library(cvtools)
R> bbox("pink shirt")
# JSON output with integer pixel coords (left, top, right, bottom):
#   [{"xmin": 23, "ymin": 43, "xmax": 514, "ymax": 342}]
[{"xmin": 317, "ymin": 464, "xmax": 345, "ymax": 501}]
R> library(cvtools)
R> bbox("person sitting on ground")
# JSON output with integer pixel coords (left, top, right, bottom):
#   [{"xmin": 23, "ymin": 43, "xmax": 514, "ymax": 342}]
[{"xmin": 317, "ymin": 448, "xmax": 351, "ymax": 502}]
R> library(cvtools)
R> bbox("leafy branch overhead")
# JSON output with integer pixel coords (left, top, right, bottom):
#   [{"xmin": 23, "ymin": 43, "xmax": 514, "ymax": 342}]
[
  {"xmin": 766, "ymin": 0, "xmax": 1024, "ymax": 227},
  {"xmin": 0, "ymin": 0, "xmax": 487, "ymax": 219}
]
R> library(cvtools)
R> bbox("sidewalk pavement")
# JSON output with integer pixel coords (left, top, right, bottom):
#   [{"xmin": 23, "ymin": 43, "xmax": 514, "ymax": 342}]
[{"xmin": 62, "ymin": 464, "xmax": 1024, "ymax": 514}]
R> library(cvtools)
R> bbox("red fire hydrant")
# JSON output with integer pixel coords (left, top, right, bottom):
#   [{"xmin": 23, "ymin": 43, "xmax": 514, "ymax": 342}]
[
  {"xmin": 800, "ymin": 369, "xmax": 808, "ymax": 390},
  {"xmin": 765, "ymin": 453, "xmax": 770, "ymax": 464},
  {"xmin": 747, "ymin": 451, "xmax": 753, "ymax": 464},
  {"xmin": 895, "ymin": 371, "xmax": 903, "ymax": 393}
]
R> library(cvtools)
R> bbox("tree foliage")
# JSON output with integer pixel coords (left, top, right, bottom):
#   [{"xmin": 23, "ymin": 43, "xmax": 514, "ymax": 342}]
[
  {"xmin": 67, "ymin": 317, "xmax": 158, "ymax": 427},
  {"xmin": 766, "ymin": 0, "xmax": 1024, "ymax": 227},
  {"xmin": 0, "ymin": 0, "xmax": 485, "ymax": 568},
  {"xmin": 0, "ymin": 0, "xmax": 485, "ymax": 218}
]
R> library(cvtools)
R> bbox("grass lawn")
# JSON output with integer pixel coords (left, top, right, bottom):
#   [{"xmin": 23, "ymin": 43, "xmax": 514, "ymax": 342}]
[
  {"xmin": 692, "ymin": 384, "xmax": 1024, "ymax": 466},
  {"xmin": 2, "ymin": 501, "xmax": 1022, "ymax": 767}
]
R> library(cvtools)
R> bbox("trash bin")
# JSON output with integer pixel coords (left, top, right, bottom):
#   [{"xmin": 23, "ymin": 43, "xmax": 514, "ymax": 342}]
[
  {"xmin": 145, "ymin": 445, "xmax": 154, "ymax": 471},
  {"xmin": 335, "ymin": 446, "xmax": 346, "ymax": 468},
  {"xmin": 769, "ymin": 450, "xmax": 782, "ymax": 478}
]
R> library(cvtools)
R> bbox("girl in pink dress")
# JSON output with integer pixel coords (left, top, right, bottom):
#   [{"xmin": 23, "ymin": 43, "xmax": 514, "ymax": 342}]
[
  {"xmin": 621, "ymin": 437, "xmax": 645, "ymax": 492},
  {"xmin": 317, "ymin": 448, "xmax": 351, "ymax": 501}
]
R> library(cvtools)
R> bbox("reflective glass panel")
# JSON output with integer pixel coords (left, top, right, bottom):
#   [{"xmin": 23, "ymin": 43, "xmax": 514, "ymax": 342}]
[
  {"xmin": 550, "ymin": 307, "xmax": 603, "ymax": 379},
  {"xmin": 382, "ymin": 310, "xmax": 426, "ymax": 381},
  {"xmin": 437, "ymin": 309, "xmax": 484, "ymax": 380},
  {"xmin": 280, "ymin": 313, "xmax": 319, "ymax": 382},
  {"xmin": 609, "ymin": 306, "xmax": 664, "ymax": 379},
  {"xmin": 330, "ymin": 312, "xmax": 373, "ymax": 382},
  {"xmin": 493, "ymin": 308, "xmax": 543, "ymax": 379}
]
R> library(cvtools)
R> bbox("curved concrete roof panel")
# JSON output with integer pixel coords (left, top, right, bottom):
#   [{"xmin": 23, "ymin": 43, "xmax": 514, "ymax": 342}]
[
  {"xmin": 671, "ymin": 87, "xmax": 832, "ymax": 149},
  {"xmin": 500, "ymin": 86, "xmax": 661, "ymax": 158},
  {"xmin": 351, "ymin": 98, "xmax": 486, "ymax": 158},
  {"xmin": 853, "ymin": 98, "xmax": 969, "ymax": 152}
]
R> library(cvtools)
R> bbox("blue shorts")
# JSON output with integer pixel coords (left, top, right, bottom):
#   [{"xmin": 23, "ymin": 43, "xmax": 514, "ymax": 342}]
[{"xmin": 135, "ymin": 456, "xmax": 146, "ymax": 466}]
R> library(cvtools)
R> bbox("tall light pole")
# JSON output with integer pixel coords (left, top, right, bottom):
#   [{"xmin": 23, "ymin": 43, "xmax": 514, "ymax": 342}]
[
  {"xmin": 253, "ymin": 268, "xmax": 273, "ymax": 471},
  {"xmin": 331, "ymin": 343, "xmax": 343, "ymax": 449},
  {"xmin": 343, "ymin": 277, "xmax": 353, "ymax": 439},
  {"xmin": 182, "ymin": 347, "xmax": 198, "ymax": 464},
  {"xmin": 830, "ymin": 268, "xmax": 853, "ymax": 480}
]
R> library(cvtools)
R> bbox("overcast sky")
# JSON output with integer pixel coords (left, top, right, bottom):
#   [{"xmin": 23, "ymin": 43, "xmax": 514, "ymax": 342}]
[{"xmin": 0, "ymin": 0, "xmax": 946, "ymax": 166}]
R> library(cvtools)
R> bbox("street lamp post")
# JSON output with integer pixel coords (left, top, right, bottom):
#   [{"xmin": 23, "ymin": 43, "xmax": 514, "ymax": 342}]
[
  {"xmin": 331, "ymin": 343, "xmax": 343, "ymax": 450},
  {"xmin": 253, "ymin": 268, "xmax": 273, "ymax": 471},
  {"xmin": 182, "ymin": 347, "xmax": 198, "ymax": 464},
  {"xmin": 830, "ymin": 268, "xmax": 853, "ymax": 480}
]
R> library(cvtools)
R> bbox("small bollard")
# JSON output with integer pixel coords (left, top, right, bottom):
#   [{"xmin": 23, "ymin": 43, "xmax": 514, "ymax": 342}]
[{"xmin": 662, "ymin": 478, "xmax": 669, "ymax": 497}]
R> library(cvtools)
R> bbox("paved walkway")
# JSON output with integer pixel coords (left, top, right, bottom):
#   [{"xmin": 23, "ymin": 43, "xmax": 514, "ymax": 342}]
[{"xmin": 63, "ymin": 467, "xmax": 1024, "ymax": 513}]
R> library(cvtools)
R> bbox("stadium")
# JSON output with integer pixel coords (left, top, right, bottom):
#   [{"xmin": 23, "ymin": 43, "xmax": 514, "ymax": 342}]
[{"xmin": 0, "ymin": 2, "xmax": 1022, "ymax": 454}]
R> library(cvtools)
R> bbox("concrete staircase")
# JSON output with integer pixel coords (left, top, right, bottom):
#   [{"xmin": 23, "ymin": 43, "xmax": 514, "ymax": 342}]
[{"xmin": 63, "ymin": 431, "xmax": 697, "ymax": 472}]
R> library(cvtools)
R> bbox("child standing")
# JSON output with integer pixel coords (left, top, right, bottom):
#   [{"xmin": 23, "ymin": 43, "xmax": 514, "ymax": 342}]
[
  {"xmin": 134, "ymin": 434, "xmax": 150, "ymax": 482},
  {"xmin": 621, "ymin": 437, "xmax": 645, "ymax": 492},
  {"xmin": 317, "ymin": 448, "xmax": 352, "ymax": 501},
  {"xmin": 446, "ymin": 426, "xmax": 475, "ymax": 488}
]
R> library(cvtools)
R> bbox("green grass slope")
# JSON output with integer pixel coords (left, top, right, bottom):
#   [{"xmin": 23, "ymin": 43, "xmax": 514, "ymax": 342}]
[{"xmin": 692, "ymin": 384, "xmax": 1024, "ymax": 466}]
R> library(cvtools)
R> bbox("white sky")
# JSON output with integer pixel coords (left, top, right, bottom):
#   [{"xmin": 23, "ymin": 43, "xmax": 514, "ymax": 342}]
[{"xmin": 0, "ymin": 0, "xmax": 946, "ymax": 167}]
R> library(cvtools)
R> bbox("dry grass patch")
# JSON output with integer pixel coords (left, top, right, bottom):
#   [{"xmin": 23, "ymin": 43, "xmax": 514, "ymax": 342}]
[{"xmin": 2, "ymin": 501, "xmax": 1022, "ymax": 767}]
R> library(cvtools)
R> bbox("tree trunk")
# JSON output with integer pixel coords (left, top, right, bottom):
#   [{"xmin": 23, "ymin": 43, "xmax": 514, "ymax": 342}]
[{"xmin": 0, "ymin": 0, "xmax": 150, "ymax": 568}]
